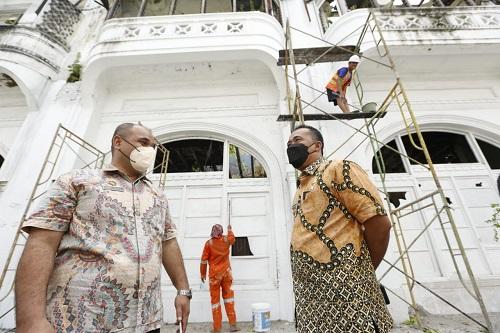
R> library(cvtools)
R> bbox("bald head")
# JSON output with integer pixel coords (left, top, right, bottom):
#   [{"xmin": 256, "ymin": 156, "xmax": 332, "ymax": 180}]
[{"xmin": 111, "ymin": 123, "xmax": 153, "ymax": 155}]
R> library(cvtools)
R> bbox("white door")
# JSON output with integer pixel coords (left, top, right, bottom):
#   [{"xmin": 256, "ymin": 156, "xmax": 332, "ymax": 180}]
[{"xmin": 156, "ymin": 138, "xmax": 279, "ymax": 323}]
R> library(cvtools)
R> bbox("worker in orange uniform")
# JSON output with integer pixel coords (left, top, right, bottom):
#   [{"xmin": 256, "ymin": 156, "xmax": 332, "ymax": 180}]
[
  {"xmin": 200, "ymin": 224, "xmax": 240, "ymax": 333},
  {"xmin": 325, "ymin": 54, "xmax": 360, "ymax": 113}
]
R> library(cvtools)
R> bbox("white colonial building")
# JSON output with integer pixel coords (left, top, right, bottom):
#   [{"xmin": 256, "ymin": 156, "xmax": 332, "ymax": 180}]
[{"xmin": 0, "ymin": 0, "xmax": 499, "ymax": 329}]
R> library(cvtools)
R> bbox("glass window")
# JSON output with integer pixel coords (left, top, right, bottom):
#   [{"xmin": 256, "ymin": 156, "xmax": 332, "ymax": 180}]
[
  {"xmin": 144, "ymin": 0, "xmax": 172, "ymax": 16},
  {"xmin": 155, "ymin": 139, "xmax": 223, "ymax": 173},
  {"xmin": 235, "ymin": 0, "xmax": 263, "ymax": 12},
  {"xmin": 477, "ymin": 138, "xmax": 500, "ymax": 170},
  {"xmin": 229, "ymin": 144, "xmax": 267, "ymax": 179},
  {"xmin": 402, "ymin": 132, "xmax": 477, "ymax": 165},
  {"xmin": 118, "ymin": 0, "xmax": 142, "ymax": 17},
  {"xmin": 205, "ymin": 0, "xmax": 232, "ymax": 13},
  {"xmin": 0, "ymin": 154, "xmax": 4, "ymax": 169},
  {"xmin": 318, "ymin": 0, "xmax": 339, "ymax": 32},
  {"xmin": 372, "ymin": 139, "xmax": 406, "ymax": 174},
  {"xmin": 346, "ymin": 0, "xmax": 374, "ymax": 11},
  {"xmin": 173, "ymin": 0, "xmax": 202, "ymax": 14}
]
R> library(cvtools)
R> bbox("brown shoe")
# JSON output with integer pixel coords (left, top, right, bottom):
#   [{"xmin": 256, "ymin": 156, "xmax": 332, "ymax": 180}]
[
  {"xmin": 210, "ymin": 329, "xmax": 221, "ymax": 333},
  {"xmin": 229, "ymin": 325, "xmax": 240, "ymax": 332}
]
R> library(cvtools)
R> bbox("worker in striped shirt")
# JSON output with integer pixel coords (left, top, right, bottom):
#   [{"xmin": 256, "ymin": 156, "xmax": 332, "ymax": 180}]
[{"xmin": 325, "ymin": 55, "xmax": 360, "ymax": 113}]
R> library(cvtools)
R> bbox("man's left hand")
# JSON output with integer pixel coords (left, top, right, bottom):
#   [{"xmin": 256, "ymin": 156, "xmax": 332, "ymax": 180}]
[{"xmin": 175, "ymin": 295, "xmax": 190, "ymax": 333}]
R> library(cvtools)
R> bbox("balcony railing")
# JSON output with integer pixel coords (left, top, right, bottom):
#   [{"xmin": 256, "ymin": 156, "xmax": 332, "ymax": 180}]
[{"xmin": 106, "ymin": 0, "xmax": 282, "ymax": 25}]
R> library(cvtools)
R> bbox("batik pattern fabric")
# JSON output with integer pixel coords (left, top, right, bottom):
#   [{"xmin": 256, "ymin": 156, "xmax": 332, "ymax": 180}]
[
  {"xmin": 290, "ymin": 159, "xmax": 393, "ymax": 333},
  {"xmin": 22, "ymin": 165, "xmax": 177, "ymax": 333}
]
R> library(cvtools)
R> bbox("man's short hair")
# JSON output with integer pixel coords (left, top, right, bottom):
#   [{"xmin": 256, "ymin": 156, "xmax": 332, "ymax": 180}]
[
  {"xmin": 110, "ymin": 122, "xmax": 151, "ymax": 154},
  {"xmin": 294, "ymin": 125, "xmax": 324, "ymax": 154}
]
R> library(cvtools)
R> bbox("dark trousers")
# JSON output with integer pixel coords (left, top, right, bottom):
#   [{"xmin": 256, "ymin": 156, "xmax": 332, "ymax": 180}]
[
  {"xmin": 148, "ymin": 330, "xmax": 160, "ymax": 333},
  {"xmin": 326, "ymin": 89, "xmax": 339, "ymax": 105}
]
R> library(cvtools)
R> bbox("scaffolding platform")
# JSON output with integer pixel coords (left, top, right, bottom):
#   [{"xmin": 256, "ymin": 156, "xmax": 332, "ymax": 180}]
[
  {"xmin": 277, "ymin": 45, "xmax": 357, "ymax": 65},
  {"xmin": 277, "ymin": 111, "xmax": 387, "ymax": 121}
]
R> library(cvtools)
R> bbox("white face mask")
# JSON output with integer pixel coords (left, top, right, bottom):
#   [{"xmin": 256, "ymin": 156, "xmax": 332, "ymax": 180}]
[{"xmin": 129, "ymin": 146, "xmax": 156, "ymax": 173}]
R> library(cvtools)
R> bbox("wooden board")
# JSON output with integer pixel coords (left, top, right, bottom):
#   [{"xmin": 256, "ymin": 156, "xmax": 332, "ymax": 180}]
[
  {"xmin": 277, "ymin": 46, "xmax": 357, "ymax": 66},
  {"xmin": 276, "ymin": 111, "xmax": 387, "ymax": 121}
]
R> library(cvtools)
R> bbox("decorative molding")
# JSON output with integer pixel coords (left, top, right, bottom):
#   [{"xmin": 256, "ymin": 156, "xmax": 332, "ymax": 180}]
[
  {"xmin": 376, "ymin": 7, "xmax": 500, "ymax": 31},
  {"xmin": 95, "ymin": 12, "xmax": 281, "ymax": 44},
  {"xmin": 35, "ymin": 0, "xmax": 81, "ymax": 50},
  {"xmin": 0, "ymin": 25, "xmax": 69, "ymax": 74},
  {"xmin": 0, "ymin": 43, "xmax": 59, "ymax": 71}
]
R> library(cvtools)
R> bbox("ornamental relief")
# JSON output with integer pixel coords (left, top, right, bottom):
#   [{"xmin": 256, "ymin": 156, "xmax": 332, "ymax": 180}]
[{"xmin": 376, "ymin": 11, "xmax": 500, "ymax": 30}]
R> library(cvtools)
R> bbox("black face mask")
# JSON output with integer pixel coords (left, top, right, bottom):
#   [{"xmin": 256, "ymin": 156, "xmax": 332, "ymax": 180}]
[{"xmin": 287, "ymin": 143, "xmax": 315, "ymax": 169}]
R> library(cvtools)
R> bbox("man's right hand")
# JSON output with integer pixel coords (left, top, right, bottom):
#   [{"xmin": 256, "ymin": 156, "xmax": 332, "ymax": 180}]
[{"xmin": 17, "ymin": 319, "xmax": 55, "ymax": 333}]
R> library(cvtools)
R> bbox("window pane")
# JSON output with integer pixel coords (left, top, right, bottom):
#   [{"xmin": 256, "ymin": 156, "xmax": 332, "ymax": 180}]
[
  {"xmin": 372, "ymin": 139, "xmax": 406, "ymax": 174},
  {"xmin": 477, "ymin": 138, "xmax": 500, "ymax": 170},
  {"xmin": 118, "ymin": 0, "xmax": 142, "ymax": 17},
  {"xmin": 144, "ymin": 0, "xmax": 172, "ymax": 16},
  {"xmin": 173, "ymin": 0, "xmax": 201, "ymax": 14},
  {"xmin": 205, "ymin": 0, "xmax": 232, "ymax": 13},
  {"xmin": 402, "ymin": 132, "xmax": 477, "ymax": 165},
  {"xmin": 235, "ymin": 0, "xmax": 263, "ymax": 12},
  {"xmin": 229, "ymin": 144, "xmax": 267, "ymax": 179},
  {"xmin": 155, "ymin": 139, "xmax": 223, "ymax": 173}
]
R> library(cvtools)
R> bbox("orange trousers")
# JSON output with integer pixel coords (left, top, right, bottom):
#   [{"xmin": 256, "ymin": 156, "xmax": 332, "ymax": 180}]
[{"xmin": 209, "ymin": 269, "xmax": 236, "ymax": 330}]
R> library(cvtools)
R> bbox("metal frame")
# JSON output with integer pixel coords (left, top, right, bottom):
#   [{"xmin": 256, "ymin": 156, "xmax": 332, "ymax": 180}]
[
  {"xmin": 0, "ymin": 124, "xmax": 105, "ymax": 320},
  {"xmin": 282, "ymin": 8, "xmax": 493, "ymax": 331},
  {"xmin": 0, "ymin": 124, "xmax": 171, "ymax": 322}
]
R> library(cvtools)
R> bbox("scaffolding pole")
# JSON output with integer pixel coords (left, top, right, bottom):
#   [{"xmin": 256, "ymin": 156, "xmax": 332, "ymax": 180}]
[{"xmin": 281, "ymin": 8, "xmax": 493, "ymax": 332}]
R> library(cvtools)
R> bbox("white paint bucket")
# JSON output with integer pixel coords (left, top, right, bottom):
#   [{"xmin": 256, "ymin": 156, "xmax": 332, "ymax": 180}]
[
  {"xmin": 362, "ymin": 102, "xmax": 377, "ymax": 113},
  {"xmin": 252, "ymin": 303, "xmax": 271, "ymax": 332}
]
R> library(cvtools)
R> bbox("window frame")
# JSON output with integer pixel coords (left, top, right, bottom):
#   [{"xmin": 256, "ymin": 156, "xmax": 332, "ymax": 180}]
[{"xmin": 156, "ymin": 137, "xmax": 268, "ymax": 180}]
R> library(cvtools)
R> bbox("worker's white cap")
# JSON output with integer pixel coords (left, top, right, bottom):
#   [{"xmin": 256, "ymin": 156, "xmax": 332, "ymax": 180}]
[{"xmin": 348, "ymin": 55, "xmax": 360, "ymax": 63}]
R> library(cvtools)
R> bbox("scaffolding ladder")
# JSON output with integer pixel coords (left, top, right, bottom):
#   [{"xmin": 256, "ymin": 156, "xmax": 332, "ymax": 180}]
[{"xmin": 280, "ymin": 8, "xmax": 493, "ymax": 332}]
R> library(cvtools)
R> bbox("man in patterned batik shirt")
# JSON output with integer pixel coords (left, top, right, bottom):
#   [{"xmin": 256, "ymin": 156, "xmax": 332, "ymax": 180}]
[
  {"xmin": 287, "ymin": 125, "xmax": 393, "ymax": 333},
  {"xmin": 15, "ymin": 123, "xmax": 191, "ymax": 333}
]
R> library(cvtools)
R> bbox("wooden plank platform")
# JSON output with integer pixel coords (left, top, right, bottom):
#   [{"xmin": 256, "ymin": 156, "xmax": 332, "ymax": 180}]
[
  {"xmin": 277, "ymin": 46, "xmax": 357, "ymax": 66},
  {"xmin": 277, "ymin": 111, "xmax": 387, "ymax": 121}
]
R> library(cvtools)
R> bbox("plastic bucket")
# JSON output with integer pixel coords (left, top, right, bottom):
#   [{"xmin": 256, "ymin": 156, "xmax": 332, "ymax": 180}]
[
  {"xmin": 252, "ymin": 303, "xmax": 271, "ymax": 332},
  {"xmin": 362, "ymin": 102, "xmax": 377, "ymax": 113}
]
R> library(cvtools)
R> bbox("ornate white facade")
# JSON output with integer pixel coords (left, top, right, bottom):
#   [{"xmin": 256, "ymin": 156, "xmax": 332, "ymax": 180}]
[{"xmin": 0, "ymin": 0, "xmax": 499, "ymax": 329}]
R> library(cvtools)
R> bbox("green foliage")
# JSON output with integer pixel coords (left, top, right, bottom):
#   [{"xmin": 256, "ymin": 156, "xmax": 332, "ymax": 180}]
[
  {"xmin": 403, "ymin": 316, "xmax": 418, "ymax": 327},
  {"xmin": 67, "ymin": 54, "xmax": 82, "ymax": 83},
  {"xmin": 485, "ymin": 203, "xmax": 500, "ymax": 241}
]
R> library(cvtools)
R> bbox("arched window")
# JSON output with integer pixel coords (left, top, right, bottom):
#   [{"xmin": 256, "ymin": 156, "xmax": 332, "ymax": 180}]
[
  {"xmin": 477, "ymin": 139, "xmax": 500, "ymax": 170},
  {"xmin": 373, "ymin": 131, "xmax": 500, "ymax": 174},
  {"xmin": 229, "ymin": 144, "xmax": 266, "ymax": 179},
  {"xmin": 155, "ymin": 139, "xmax": 267, "ymax": 178},
  {"xmin": 372, "ymin": 139, "xmax": 406, "ymax": 174},
  {"xmin": 156, "ymin": 139, "xmax": 224, "ymax": 173},
  {"xmin": 402, "ymin": 132, "xmax": 477, "ymax": 165}
]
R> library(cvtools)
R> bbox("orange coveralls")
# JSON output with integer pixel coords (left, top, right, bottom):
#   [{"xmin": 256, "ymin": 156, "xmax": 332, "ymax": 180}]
[{"xmin": 200, "ymin": 230, "xmax": 236, "ymax": 330}]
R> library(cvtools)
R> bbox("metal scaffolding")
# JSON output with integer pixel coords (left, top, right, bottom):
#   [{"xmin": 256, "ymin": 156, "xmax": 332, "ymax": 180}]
[
  {"xmin": 0, "ymin": 124, "xmax": 170, "ymax": 323},
  {"xmin": 281, "ymin": 9, "xmax": 493, "ymax": 332}
]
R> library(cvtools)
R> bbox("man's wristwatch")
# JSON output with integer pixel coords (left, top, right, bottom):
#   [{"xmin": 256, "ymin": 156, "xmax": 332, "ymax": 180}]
[{"xmin": 177, "ymin": 289, "xmax": 192, "ymax": 300}]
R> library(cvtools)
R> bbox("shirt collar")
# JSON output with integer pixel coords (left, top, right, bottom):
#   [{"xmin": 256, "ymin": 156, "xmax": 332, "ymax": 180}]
[
  {"xmin": 102, "ymin": 164, "xmax": 152, "ymax": 183},
  {"xmin": 300, "ymin": 158, "xmax": 324, "ymax": 176}
]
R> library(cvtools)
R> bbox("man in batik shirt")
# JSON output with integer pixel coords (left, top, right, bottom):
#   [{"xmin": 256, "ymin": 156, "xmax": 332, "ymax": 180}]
[
  {"xmin": 15, "ymin": 123, "xmax": 191, "ymax": 333},
  {"xmin": 287, "ymin": 125, "xmax": 393, "ymax": 333}
]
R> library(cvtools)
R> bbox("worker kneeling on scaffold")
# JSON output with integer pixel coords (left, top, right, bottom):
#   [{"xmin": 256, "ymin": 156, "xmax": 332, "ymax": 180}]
[{"xmin": 325, "ymin": 55, "xmax": 360, "ymax": 113}]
